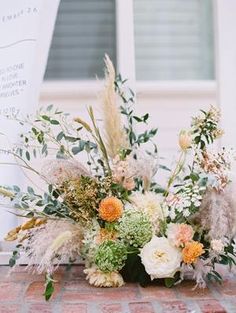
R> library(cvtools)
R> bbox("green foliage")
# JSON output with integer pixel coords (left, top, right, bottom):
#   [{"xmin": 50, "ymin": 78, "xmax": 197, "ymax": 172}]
[
  {"xmin": 115, "ymin": 74, "xmax": 158, "ymax": 153},
  {"xmin": 44, "ymin": 273, "xmax": 55, "ymax": 301},
  {"xmin": 207, "ymin": 271, "xmax": 222, "ymax": 284},
  {"xmin": 11, "ymin": 184, "xmax": 69, "ymax": 219},
  {"xmin": 9, "ymin": 246, "xmax": 21, "ymax": 267},
  {"xmin": 218, "ymin": 239, "xmax": 236, "ymax": 269},
  {"xmin": 121, "ymin": 253, "xmax": 151, "ymax": 286},
  {"xmin": 191, "ymin": 107, "xmax": 221, "ymax": 150},
  {"xmin": 15, "ymin": 104, "xmax": 98, "ymax": 162}
]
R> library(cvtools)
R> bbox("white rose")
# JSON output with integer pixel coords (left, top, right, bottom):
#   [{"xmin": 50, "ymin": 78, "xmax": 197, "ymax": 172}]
[{"xmin": 140, "ymin": 236, "xmax": 182, "ymax": 279}]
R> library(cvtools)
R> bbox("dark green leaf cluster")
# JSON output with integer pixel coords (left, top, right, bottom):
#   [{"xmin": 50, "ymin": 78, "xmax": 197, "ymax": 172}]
[
  {"xmin": 9, "ymin": 245, "xmax": 21, "ymax": 267},
  {"xmin": 10, "ymin": 185, "xmax": 69, "ymax": 219}
]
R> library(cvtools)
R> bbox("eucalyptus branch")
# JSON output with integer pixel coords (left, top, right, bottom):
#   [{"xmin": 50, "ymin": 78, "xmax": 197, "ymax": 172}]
[{"xmin": 9, "ymin": 115, "xmax": 73, "ymax": 158}]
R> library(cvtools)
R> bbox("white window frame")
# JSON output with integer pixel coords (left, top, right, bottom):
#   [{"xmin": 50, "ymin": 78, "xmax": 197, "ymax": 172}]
[{"xmin": 40, "ymin": 0, "xmax": 216, "ymax": 103}]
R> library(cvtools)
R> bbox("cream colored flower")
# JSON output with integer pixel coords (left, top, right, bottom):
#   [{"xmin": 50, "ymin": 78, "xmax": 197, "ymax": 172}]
[
  {"xmin": 130, "ymin": 192, "xmax": 166, "ymax": 233},
  {"xmin": 211, "ymin": 239, "xmax": 224, "ymax": 254},
  {"xmin": 130, "ymin": 192, "xmax": 166, "ymax": 220},
  {"xmin": 140, "ymin": 237, "xmax": 181, "ymax": 279},
  {"xmin": 84, "ymin": 267, "xmax": 124, "ymax": 287},
  {"xmin": 179, "ymin": 130, "xmax": 192, "ymax": 151}
]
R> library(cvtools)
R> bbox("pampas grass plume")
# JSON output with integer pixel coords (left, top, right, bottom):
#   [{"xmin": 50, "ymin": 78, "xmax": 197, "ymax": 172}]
[{"xmin": 101, "ymin": 54, "xmax": 128, "ymax": 158}]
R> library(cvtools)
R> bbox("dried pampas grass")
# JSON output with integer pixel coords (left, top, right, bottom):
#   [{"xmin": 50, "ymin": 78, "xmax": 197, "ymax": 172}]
[
  {"xmin": 19, "ymin": 219, "xmax": 83, "ymax": 274},
  {"xmin": 101, "ymin": 55, "xmax": 128, "ymax": 158},
  {"xmin": 196, "ymin": 182, "xmax": 236, "ymax": 240},
  {"xmin": 41, "ymin": 159, "xmax": 90, "ymax": 185}
]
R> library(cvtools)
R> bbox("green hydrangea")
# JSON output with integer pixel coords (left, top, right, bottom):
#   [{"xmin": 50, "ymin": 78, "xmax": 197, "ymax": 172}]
[
  {"xmin": 118, "ymin": 210, "xmax": 153, "ymax": 248},
  {"xmin": 95, "ymin": 240, "xmax": 127, "ymax": 272}
]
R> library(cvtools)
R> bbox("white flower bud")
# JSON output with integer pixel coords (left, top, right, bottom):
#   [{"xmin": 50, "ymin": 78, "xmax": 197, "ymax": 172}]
[{"xmin": 179, "ymin": 130, "xmax": 192, "ymax": 151}]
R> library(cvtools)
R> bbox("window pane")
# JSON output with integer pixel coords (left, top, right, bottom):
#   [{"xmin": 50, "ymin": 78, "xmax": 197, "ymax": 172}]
[
  {"xmin": 134, "ymin": 0, "xmax": 214, "ymax": 80},
  {"xmin": 45, "ymin": 0, "xmax": 116, "ymax": 80}
]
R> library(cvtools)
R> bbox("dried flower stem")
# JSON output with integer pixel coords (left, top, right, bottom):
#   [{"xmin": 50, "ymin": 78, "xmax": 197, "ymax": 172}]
[
  {"xmin": 164, "ymin": 151, "xmax": 186, "ymax": 196},
  {"xmin": 88, "ymin": 106, "xmax": 112, "ymax": 175}
]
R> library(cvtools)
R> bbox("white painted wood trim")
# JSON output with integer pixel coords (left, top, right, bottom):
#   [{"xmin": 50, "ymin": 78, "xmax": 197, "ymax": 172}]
[
  {"xmin": 214, "ymin": 0, "xmax": 236, "ymax": 148},
  {"xmin": 40, "ymin": 80, "xmax": 103, "ymax": 100},
  {"xmin": 135, "ymin": 81, "xmax": 216, "ymax": 97},
  {"xmin": 115, "ymin": 0, "xmax": 136, "ymax": 87},
  {"xmin": 0, "ymin": 252, "xmax": 11, "ymax": 265},
  {"xmin": 0, "ymin": 241, "xmax": 13, "ymax": 265},
  {"xmin": 40, "ymin": 80, "xmax": 216, "ymax": 100}
]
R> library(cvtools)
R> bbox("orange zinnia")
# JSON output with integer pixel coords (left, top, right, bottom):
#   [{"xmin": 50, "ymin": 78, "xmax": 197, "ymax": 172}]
[
  {"xmin": 99, "ymin": 197, "xmax": 123, "ymax": 222},
  {"xmin": 182, "ymin": 241, "xmax": 204, "ymax": 264}
]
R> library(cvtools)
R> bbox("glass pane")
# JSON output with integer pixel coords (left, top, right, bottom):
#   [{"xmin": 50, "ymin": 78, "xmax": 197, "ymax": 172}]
[
  {"xmin": 45, "ymin": 0, "xmax": 116, "ymax": 80},
  {"xmin": 134, "ymin": 0, "xmax": 215, "ymax": 80}
]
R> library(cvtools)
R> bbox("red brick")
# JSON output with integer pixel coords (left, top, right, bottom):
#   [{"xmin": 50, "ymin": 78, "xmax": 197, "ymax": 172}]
[
  {"xmin": 0, "ymin": 267, "xmax": 8, "ymax": 279},
  {"xmin": 4, "ymin": 266, "xmax": 63, "ymax": 283},
  {"xmin": 4, "ymin": 271, "xmax": 44, "ymax": 282},
  {"xmin": 197, "ymin": 300, "xmax": 227, "ymax": 313},
  {"xmin": 161, "ymin": 301, "xmax": 188, "ymax": 313},
  {"xmin": 100, "ymin": 303, "xmax": 123, "ymax": 313},
  {"xmin": 0, "ymin": 282, "xmax": 22, "ymax": 301},
  {"xmin": 129, "ymin": 302, "xmax": 155, "ymax": 313},
  {"xmin": 139, "ymin": 285, "xmax": 177, "ymax": 300},
  {"xmin": 62, "ymin": 304, "xmax": 87, "ymax": 313},
  {"xmin": 0, "ymin": 304, "xmax": 20, "ymax": 313},
  {"xmin": 62, "ymin": 286, "xmax": 138, "ymax": 302},
  {"xmin": 25, "ymin": 281, "xmax": 61, "ymax": 301},
  {"xmin": 63, "ymin": 280, "xmax": 91, "ymax": 290},
  {"xmin": 28, "ymin": 303, "xmax": 52, "ymax": 313},
  {"xmin": 176, "ymin": 281, "xmax": 213, "ymax": 299},
  {"xmin": 67, "ymin": 266, "xmax": 85, "ymax": 279}
]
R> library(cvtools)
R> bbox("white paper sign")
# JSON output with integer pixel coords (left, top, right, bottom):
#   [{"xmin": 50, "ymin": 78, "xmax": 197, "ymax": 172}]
[{"xmin": 0, "ymin": 0, "xmax": 60, "ymax": 239}]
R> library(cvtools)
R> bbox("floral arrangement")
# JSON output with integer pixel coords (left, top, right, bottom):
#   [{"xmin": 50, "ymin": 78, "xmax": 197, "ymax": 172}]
[{"xmin": 1, "ymin": 56, "xmax": 236, "ymax": 300}]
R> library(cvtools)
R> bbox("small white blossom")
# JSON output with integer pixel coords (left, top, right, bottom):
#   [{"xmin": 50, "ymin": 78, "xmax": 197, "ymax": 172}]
[
  {"xmin": 166, "ymin": 181, "xmax": 206, "ymax": 220},
  {"xmin": 211, "ymin": 239, "xmax": 224, "ymax": 254}
]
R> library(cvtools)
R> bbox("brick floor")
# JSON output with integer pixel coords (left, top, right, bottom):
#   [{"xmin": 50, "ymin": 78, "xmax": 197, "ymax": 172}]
[{"xmin": 0, "ymin": 265, "xmax": 235, "ymax": 312}]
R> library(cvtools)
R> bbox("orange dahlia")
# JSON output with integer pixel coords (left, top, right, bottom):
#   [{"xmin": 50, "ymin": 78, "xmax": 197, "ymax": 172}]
[
  {"xmin": 182, "ymin": 241, "xmax": 204, "ymax": 264},
  {"xmin": 99, "ymin": 197, "xmax": 123, "ymax": 222}
]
